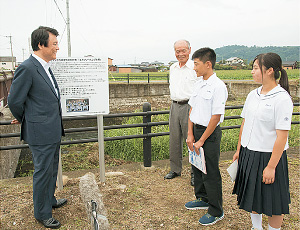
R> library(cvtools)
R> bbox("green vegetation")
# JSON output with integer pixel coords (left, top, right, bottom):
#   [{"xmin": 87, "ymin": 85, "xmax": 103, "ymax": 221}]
[
  {"xmin": 16, "ymin": 105, "xmax": 300, "ymax": 176},
  {"xmin": 215, "ymin": 45, "xmax": 300, "ymax": 62},
  {"xmin": 110, "ymin": 69, "xmax": 299, "ymax": 81},
  {"xmin": 103, "ymin": 106, "xmax": 299, "ymax": 163}
]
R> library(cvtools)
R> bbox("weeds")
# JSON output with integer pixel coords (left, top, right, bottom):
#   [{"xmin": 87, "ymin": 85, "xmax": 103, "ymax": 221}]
[{"xmin": 16, "ymin": 105, "xmax": 299, "ymax": 176}]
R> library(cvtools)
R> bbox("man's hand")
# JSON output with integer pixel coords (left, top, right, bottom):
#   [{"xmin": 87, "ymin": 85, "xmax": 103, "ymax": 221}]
[
  {"xmin": 11, "ymin": 119, "xmax": 20, "ymax": 124},
  {"xmin": 194, "ymin": 139, "xmax": 204, "ymax": 155}
]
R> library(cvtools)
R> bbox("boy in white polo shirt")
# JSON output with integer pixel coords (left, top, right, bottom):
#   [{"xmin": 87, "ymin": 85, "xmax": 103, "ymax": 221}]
[{"xmin": 185, "ymin": 48, "xmax": 228, "ymax": 226}]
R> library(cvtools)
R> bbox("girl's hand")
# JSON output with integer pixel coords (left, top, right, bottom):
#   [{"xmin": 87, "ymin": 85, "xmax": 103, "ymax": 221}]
[
  {"xmin": 262, "ymin": 166, "xmax": 275, "ymax": 184},
  {"xmin": 232, "ymin": 150, "xmax": 240, "ymax": 162}
]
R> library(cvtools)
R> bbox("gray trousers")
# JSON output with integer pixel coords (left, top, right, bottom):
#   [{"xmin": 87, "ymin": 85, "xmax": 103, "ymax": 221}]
[
  {"xmin": 193, "ymin": 124, "xmax": 223, "ymax": 217},
  {"xmin": 169, "ymin": 102, "xmax": 190, "ymax": 174},
  {"xmin": 29, "ymin": 142, "xmax": 60, "ymax": 220}
]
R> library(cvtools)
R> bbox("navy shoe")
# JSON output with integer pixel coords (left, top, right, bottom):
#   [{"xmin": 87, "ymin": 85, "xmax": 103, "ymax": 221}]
[
  {"xmin": 185, "ymin": 198, "xmax": 209, "ymax": 210},
  {"xmin": 199, "ymin": 212, "xmax": 224, "ymax": 226}
]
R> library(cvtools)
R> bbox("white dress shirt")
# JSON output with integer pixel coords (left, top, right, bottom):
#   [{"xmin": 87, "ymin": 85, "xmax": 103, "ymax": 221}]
[
  {"xmin": 241, "ymin": 85, "xmax": 293, "ymax": 152},
  {"xmin": 32, "ymin": 53, "xmax": 58, "ymax": 96},
  {"xmin": 169, "ymin": 59, "xmax": 198, "ymax": 101},
  {"xmin": 189, "ymin": 73, "xmax": 228, "ymax": 126}
]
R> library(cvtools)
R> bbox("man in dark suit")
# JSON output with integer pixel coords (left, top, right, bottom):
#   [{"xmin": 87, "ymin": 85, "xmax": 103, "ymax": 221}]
[{"xmin": 8, "ymin": 26, "xmax": 66, "ymax": 229}]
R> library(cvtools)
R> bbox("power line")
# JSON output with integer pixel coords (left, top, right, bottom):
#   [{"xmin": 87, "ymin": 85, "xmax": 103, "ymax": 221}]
[
  {"xmin": 53, "ymin": 0, "xmax": 67, "ymax": 24},
  {"xmin": 59, "ymin": 25, "xmax": 67, "ymax": 44}
]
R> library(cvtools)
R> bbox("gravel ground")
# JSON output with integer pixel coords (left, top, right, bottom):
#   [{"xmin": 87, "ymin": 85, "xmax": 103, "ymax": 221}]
[{"xmin": 0, "ymin": 148, "xmax": 299, "ymax": 230}]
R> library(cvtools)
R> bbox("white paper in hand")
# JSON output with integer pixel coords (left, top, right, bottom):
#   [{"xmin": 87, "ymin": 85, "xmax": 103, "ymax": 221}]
[
  {"xmin": 227, "ymin": 160, "xmax": 238, "ymax": 181},
  {"xmin": 188, "ymin": 146, "xmax": 207, "ymax": 174}
]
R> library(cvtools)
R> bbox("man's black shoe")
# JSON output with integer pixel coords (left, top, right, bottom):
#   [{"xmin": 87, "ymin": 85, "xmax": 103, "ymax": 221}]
[
  {"xmin": 37, "ymin": 217, "xmax": 61, "ymax": 229},
  {"xmin": 52, "ymin": 198, "xmax": 67, "ymax": 209},
  {"xmin": 164, "ymin": 171, "xmax": 180, "ymax": 179}
]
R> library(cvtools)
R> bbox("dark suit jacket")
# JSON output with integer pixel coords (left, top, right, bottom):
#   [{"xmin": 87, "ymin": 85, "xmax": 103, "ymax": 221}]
[{"xmin": 8, "ymin": 55, "xmax": 64, "ymax": 145}]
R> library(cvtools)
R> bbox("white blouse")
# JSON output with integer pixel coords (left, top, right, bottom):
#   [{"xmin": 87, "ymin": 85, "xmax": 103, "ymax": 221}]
[{"xmin": 241, "ymin": 85, "xmax": 293, "ymax": 152}]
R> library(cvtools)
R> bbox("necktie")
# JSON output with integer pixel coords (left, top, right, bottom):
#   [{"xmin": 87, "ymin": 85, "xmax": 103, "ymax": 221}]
[{"xmin": 48, "ymin": 67, "xmax": 59, "ymax": 97}]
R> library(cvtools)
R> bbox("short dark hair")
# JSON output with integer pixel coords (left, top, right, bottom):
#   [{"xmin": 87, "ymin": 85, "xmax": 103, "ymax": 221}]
[
  {"xmin": 192, "ymin": 47, "xmax": 216, "ymax": 68},
  {"xmin": 31, "ymin": 26, "xmax": 59, "ymax": 51}
]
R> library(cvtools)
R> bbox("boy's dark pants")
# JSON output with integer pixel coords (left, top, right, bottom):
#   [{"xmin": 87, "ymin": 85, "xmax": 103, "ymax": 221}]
[{"xmin": 192, "ymin": 124, "xmax": 223, "ymax": 217}]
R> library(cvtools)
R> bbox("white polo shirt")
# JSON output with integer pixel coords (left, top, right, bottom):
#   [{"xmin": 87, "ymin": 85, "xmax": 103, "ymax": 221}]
[
  {"xmin": 189, "ymin": 73, "xmax": 228, "ymax": 126},
  {"xmin": 169, "ymin": 59, "xmax": 198, "ymax": 101},
  {"xmin": 241, "ymin": 85, "xmax": 293, "ymax": 152}
]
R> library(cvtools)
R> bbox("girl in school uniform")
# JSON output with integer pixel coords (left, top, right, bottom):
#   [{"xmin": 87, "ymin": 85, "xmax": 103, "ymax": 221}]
[{"xmin": 232, "ymin": 53, "xmax": 293, "ymax": 230}]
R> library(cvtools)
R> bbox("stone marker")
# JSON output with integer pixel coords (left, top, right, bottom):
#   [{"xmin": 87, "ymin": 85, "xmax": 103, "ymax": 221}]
[{"xmin": 79, "ymin": 172, "xmax": 109, "ymax": 229}]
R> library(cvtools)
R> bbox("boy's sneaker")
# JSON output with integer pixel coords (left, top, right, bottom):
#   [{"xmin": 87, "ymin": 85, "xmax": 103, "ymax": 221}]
[
  {"xmin": 199, "ymin": 212, "xmax": 224, "ymax": 226},
  {"xmin": 185, "ymin": 198, "xmax": 209, "ymax": 210}
]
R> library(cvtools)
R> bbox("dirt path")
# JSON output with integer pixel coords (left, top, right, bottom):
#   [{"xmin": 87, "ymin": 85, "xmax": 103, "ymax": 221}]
[{"xmin": 1, "ymin": 148, "xmax": 299, "ymax": 229}]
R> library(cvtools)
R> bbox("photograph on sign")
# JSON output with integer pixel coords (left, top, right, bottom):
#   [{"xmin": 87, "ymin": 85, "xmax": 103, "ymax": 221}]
[
  {"xmin": 66, "ymin": 98, "xmax": 89, "ymax": 113},
  {"xmin": 51, "ymin": 57, "xmax": 109, "ymax": 116}
]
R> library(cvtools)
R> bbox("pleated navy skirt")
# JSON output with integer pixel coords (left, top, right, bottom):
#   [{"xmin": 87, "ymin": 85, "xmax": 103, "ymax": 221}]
[{"xmin": 232, "ymin": 146, "xmax": 290, "ymax": 216}]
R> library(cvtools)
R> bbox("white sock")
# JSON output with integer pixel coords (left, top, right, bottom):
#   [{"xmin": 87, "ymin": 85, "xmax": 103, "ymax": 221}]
[
  {"xmin": 268, "ymin": 224, "xmax": 280, "ymax": 230},
  {"xmin": 250, "ymin": 213, "xmax": 262, "ymax": 230}
]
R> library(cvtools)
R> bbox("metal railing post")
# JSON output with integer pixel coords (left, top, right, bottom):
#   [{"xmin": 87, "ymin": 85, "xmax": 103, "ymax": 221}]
[
  {"xmin": 143, "ymin": 102, "xmax": 151, "ymax": 167},
  {"xmin": 127, "ymin": 74, "xmax": 129, "ymax": 84},
  {"xmin": 167, "ymin": 73, "xmax": 169, "ymax": 83},
  {"xmin": 147, "ymin": 73, "xmax": 150, "ymax": 83}
]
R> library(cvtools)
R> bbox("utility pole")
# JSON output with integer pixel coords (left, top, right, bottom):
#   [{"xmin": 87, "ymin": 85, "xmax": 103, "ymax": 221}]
[
  {"xmin": 22, "ymin": 48, "xmax": 25, "ymax": 61},
  {"xmin": 28, "ymin": 37, "xmax": 32, "ymax": 55},
  {"xmin": 5, "ymin": 35, "xmax": 15, "ymax": 70},
  {"xmin": 66, "ymin": 0, "xmax": 71, "ymax": 57}
]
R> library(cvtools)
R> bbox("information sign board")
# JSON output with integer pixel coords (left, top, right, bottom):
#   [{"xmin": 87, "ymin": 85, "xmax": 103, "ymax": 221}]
[{"xmin": 51, "ymin": 57, "xmax": 109, "ymax": 116}]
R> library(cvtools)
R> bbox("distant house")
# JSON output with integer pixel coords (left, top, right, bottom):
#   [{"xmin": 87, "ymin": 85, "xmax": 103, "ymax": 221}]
[
  {"xmin": 225, "ymin": 57, "xmax": 245, "ymax": 66},
  {"xmin": 150, "ymin": 61, "xmax": 164, "ymax": 67},
  {"xmin": 168, "ymin": 61, "xmax": 177, "ymax": 66},
  {"xmin": 86, "ymin": 56, "xmax": 117, "ymax": 72},
  {"xmin": 141, "ymin": 62, "xmax": 150, "ymax": 66},
  {"xmin": 117, "ymin": 65, "xmax": 142, "ymax": 73},
  {"xmin": 108, "ymin": 57, "xmax": 118, "ymax": 72},
  {"xmin": 282, "ymin": 61, "xmax": 298, "ymax": 70},
  {"xmin": 0, "ymin": 56, "xmax": 16, "ymax": 70},
  {"xmin": 129, "ymin": 63, "xmax": 149, "ymax": 68},
  {"xmin": 108, "ymin": 57, "xmax": 113, "ymax": 66},
  {"xmin": 109, "ymin": 65, "xmax": 117, "ymax": 72}
]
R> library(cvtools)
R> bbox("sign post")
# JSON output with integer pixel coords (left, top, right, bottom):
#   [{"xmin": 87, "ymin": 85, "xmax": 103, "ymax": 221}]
[
  {"xmin": 51, "ymin": 57, "xmax": 109, "ymax": 186},
  {"xmin": 97, "ymin": 114, "xmax": 105, "ymax": 182},
  {"xmin": 57, "ymin": 149, "xmax": 63, "ymax": 191}
]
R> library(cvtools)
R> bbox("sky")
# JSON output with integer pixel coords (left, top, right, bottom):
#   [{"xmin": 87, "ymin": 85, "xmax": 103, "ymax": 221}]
[{"xmin": 0, "ymin": 0, "xmax": 299, "ymax": 65}]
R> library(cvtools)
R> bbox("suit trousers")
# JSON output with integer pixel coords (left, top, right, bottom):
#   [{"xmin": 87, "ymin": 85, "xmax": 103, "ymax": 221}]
[
  {"xmin": 29, "ymin": 142, "xmax": 60, "ymax": 220},
  {"xmin": 169, "ymin": 102, "xmax": 190, "ymax": 174},
  {"xmin": 192, "ymin": 124, "xmax": 223, "ymax": 217}
]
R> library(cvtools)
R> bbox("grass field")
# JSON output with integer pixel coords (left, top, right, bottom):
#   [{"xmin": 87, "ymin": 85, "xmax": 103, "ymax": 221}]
[
  {"xmin": 15, "ymin": 105, "xmax": 299, "ymax": 176},
  {"xmin": 102, "ymin": 106, "xmax": 299, "ymax": 163},
  {"xmin": 110, "ymin": 69, "xmax": 299, "ymax": 81}
]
